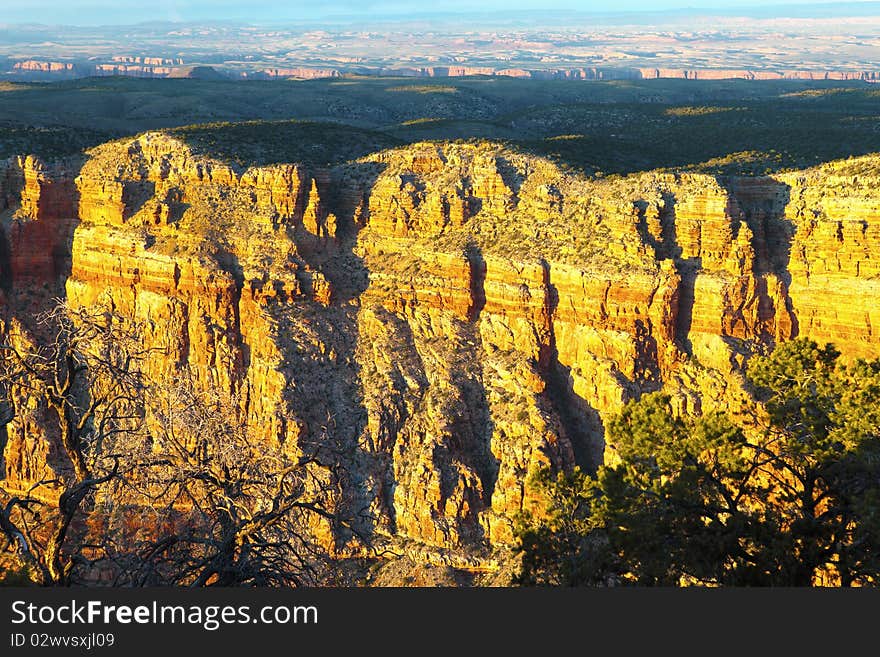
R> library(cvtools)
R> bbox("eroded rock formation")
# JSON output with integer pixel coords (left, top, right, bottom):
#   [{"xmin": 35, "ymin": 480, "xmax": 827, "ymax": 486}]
[{"xmin": 2, "ymin": 134, "xmax": 880, "ymax": 568}]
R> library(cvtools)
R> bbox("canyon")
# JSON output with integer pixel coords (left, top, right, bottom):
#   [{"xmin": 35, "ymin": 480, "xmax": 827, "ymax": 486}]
[{"xmin": 1, "ymin": 132, "xmax": 879, "ymax": 576}]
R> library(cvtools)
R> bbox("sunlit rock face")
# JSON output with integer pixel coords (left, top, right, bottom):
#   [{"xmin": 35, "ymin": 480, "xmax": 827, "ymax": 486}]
[{"xmin": 3, "ymin": 134, "xmax": 880, "ymax": 564}]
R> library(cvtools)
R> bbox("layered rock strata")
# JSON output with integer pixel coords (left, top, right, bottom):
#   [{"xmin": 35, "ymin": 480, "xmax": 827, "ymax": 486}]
[{"xmin": 2, "ymin": 135, "xmax": 880, "ymax": 563}]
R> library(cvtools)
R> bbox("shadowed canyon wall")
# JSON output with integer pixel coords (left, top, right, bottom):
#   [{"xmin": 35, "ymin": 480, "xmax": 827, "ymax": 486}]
[{"xmin": 2, "ymin": 134, "xmax": 879, "ymax": 562}]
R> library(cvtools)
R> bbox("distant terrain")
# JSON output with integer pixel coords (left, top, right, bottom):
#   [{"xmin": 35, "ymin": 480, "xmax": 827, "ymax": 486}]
[{"xmin": 2, "ymin": 4, "xmax": 880, "ymax": 82}]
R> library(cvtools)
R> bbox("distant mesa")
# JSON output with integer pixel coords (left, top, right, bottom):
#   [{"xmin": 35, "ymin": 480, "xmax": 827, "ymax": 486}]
[
  {"xmin": 4, "ymin": 59, "xmax": 880, "ymax": 83},
  {"xmin": 13, "ymin": 60, "xmax": 75, "ymax": 73},
  {"xmin": 166, "ymin": 65, "xmax": 226, "ymax": 80},
  {"xmin": 11, "ymin": 59, "xmax": 84, "ymax": 78},
  {"xmin": 246, "ymin": 68, "xmax": 342, "ymax": 80},
  {"xmin": 5, "ymin": 59, "xmax": 225, "ymax": 81},
  {"xmin": 110, "ymin": 56, "xmax": 183, "ymax": 66}
]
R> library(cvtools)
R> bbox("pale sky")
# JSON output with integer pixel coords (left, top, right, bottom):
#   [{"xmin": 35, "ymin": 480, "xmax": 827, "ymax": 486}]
[{"xmin": 0, "ymin": 0, "xmax": 877, "ymax": 26}]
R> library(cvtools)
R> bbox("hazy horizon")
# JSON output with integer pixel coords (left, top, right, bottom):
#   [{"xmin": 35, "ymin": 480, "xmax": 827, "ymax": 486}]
[{"xmin": 2, "ymin": 0, "xmax": 879, "ymax": 26}]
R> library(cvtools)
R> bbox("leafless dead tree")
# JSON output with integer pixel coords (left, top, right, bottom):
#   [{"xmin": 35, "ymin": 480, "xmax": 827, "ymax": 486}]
[
  {"xmin": 0, "ymin": 299, "xmax": 148, "ymax": 585},
  {"xmin": 1, "ymin": 300, "xmax": 359, "ymax": 587},
  {"xmin": 101, "ymin": 375, "xmax": 345, "ymax": 587}
]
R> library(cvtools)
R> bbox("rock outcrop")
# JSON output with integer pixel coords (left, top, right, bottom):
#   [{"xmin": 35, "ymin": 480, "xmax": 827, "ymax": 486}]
[
  {"xmin": 11, "ymin": 60, "xmax": 81, "ymax": 77},
  {"xmin": 3, "ymin": 134, "xmax": 880, "ymax": 568},
  {"xmin": 6, "ymin": 59, "xmax": 879, "ymax": 83}
]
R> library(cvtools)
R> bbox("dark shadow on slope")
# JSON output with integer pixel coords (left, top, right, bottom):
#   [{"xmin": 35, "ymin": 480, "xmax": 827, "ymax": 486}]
[
  {"xmin": 156, "ymin": 187, "xmax": 189, "ymax": 225},
  {"xmin": 263, "ymin": 160, "xmax": 387, "ymax": 550},
  {"xmin": 465, "ymin": 242, "xmax": 486, "ymax": 322},
  {"xmin": 0, "ymin": 121, "xmax": 112, "ymax": 162},
  {"xmin": 633, "ymin": 318, "xmax": 661, "ymax": 387},
  {"xmin": 120, "ymin": 180, "xmax": 155, "ymax": 220},
  {"xmin": 674, "ymin": 260, "xmax": 700, "ymax": 357},
  {"xmin": 459, "ymin": 243, "xmax": 499, "ymax": 533},
  {"xmin": 211, "ymin": 245, "xmax": 249, "ymax": 376},
  {"xmin": 636, "ymin": 192, "xmax": 701, "ymax": 356},
  {"xmin": 719, "ymin": 176, "xmax": 798, "ymax": 344},
  {"xmin": 357, "ymin": 241, "xmax": 498, "ymax": 548},
  {"xmin": 0, "ymin": 225, "xmax": 10, "ymax": 295},
  {"xmin": 440, "ymin": 323, "xmax": 499, "ymax": 548},
  {"xmin": 633, "ymin": 199, "xmax": 663, "ymax": 256},
  {"xmin": 348, "ymin": 304, "xmax": 430, "ymax": 536},
  {"xmin": 546, "ymin": 361, "xmax": 607, "ymax": 474},
  {"xmin": 541, "ymin": 260, "xmax": 607, "ymax": 473},
  {"xmin": 494, "ymin": 155, "xmax": 524, "ymax": 196},
  {"xmin": 662, "ymin": 194, "xmax": 700, "ymax": 356},
  {"xmin": 0, "ymin": 157, "xmax": 82, "ymax": 480}
]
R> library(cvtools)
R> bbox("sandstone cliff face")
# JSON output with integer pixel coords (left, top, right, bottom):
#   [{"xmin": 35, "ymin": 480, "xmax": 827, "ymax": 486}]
[
  {"xmin": 0, "ymin": 155, "xmax": 79, "ymax": 488},
  {"xmin": 3, "ymin": 134, "xmax": 880, "ymax": 567},
  {"xmin": 69, "ymin": 133, "xmax": 336, "ymax": 454},
  {"xmin": 1, "ymin": 156, "xmax": 78, "ymax": 291},
  {"xmin": 776, "ymin": 162, "xmax": 880, "ymax": 359}
]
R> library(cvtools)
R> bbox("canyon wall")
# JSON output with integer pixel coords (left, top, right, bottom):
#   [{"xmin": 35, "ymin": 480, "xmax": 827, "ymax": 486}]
[
  {"xmin": 2, "ymin": 135, "xmax": 880, "ymax": 565},
  {"xmin": 0, "ymin": 155, "xmax": 79, "ymax": 489}
]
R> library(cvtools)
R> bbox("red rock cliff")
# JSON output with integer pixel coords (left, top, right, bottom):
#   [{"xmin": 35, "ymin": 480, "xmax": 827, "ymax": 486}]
[{"xmin": 3, "ymin": 135, "xmax": 880, "ymax": 565}]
